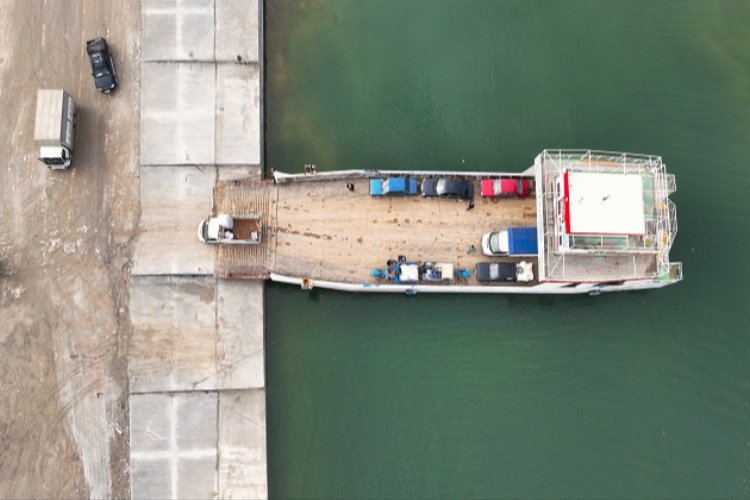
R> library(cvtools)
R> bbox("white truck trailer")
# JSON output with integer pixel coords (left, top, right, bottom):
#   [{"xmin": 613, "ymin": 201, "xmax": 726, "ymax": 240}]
[{"xmin": 34, "ymin": 89, "xmax": 76, "ymax": 169}]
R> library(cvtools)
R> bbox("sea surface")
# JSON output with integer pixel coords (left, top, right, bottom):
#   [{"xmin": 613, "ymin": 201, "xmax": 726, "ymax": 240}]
[{"xmin": 264, "ymin": 1, "xmax": 750, "ymax": 498}]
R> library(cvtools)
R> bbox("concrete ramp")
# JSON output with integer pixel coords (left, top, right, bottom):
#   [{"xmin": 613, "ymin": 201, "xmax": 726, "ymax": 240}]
[
  {"xmin": 130, "ymin": 0, "xmax": 267, "ymax": 498},
  {"xmin": 128, "ymin": 277, "xmax": 267, "ymax": 498},
  {"xmin": 141, "ymin": 0, "xmax": 259, "ymax": 63},
  {"xmin": 130, "ymin": 392, "xmax": 218, "ymax": 499},
  {"xmin": 140, "ymin": 0, "xmax": 261, "ymax": 166},
  {"xmin": 129, "ymin": 390, "xmax": 267, "ymax": 500},
  {"xmin": 140, "ymin": 63, "xmax": 216, "ymax": 165},
  {"xmin": 131, "ymin": 166, "xmax": 216, "ymax": 276},
  {"xmin": 129, "ymin": 276, "xmax": 265, "ymax": 392}
]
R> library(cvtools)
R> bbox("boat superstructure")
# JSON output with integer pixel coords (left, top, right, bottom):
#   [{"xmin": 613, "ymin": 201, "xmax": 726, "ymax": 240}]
[
  {"xmin": 532, "ymin": 150, "xmax": 681, "ymax": 293},
  {"xmin": 208, "ymin": 150, "xmax": 681, "ymax": 294}
]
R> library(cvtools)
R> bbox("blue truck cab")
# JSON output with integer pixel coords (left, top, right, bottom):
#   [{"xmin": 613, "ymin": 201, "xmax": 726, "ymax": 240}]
[{"xmin": 370, "ymin": 176, "xmax": 418, "ymax": 196}]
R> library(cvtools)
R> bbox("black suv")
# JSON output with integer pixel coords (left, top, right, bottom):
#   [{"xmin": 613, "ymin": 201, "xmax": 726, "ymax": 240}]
[
  {"xmin": 475, "ymin": 262, "xmax": 518, "ymax": 282},
  {"xmin": 421, "ymin": 178, "xmax": 474, "ymax": 200},
  {"xmin": 86, "ymin": 37, "xmax": 117, "ymax": 93}
]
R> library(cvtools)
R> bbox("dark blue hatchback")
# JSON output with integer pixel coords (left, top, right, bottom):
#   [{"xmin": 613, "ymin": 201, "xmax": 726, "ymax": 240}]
[{"xmin": 421, "ymin": 178, "xmax": 474, "ymax": 200}]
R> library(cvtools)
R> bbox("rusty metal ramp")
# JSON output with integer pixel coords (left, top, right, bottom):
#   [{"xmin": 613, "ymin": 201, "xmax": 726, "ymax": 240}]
[{"xmin": 213, "ymin": 179, "xmax": 274, "ymax": 279}]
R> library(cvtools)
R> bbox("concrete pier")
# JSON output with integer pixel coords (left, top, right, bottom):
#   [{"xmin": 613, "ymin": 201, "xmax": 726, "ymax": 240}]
[{"xmin": 129, "ymin": 1, "xmax": 266, "ymax": 498}]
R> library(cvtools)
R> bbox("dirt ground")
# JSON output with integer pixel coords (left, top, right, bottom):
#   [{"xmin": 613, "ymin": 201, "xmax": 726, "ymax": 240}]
[{"xmin": 0, "ymin": 0, "xmax": 140, "ymax": 498}]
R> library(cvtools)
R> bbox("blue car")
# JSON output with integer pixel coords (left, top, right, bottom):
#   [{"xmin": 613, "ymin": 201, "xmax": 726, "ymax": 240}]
[{"xmin": 369, "ymin": 176, "xmax": 418, "ymax": 196}]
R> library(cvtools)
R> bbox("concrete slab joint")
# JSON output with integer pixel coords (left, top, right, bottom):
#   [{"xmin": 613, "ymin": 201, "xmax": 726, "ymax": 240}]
[
  {"xmin": 132, "ymin": 166, "xmax": 215, "ymax": 276},
  {"xmin": 130, "ymin": 392, "xmax": 219, "ymax": 499},
  {"xmin": 129, "ymin": 276, "xmax": 265, "ymax": 393},
  {"xmin": 142, "ymin": 0, "xmax": 260, "ymax": 64},
  {"xmin": 129, "ymin": 390, "xmax": 268, "ymax": 500},
  {"xmin": 140, "ymin": 63, "xmax": 217, "ymax": 166}
]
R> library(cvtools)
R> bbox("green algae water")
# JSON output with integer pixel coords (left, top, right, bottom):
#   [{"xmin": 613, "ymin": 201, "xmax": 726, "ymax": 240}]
[{"xmin": 264, "ymin": 1, "xmax": 750, "ymax": 497}]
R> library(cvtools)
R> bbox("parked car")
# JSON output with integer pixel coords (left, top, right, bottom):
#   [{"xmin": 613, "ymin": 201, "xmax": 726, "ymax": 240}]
[
  {"xmin": 421, "ymin": 178, "xmax": 474, "ymax": 200},
  {"xmin": 480, "ymin": 177, "xmax": 532, "ymax": 198},
  {"xmin": 86, "ymin": 37, "xmax": 117, "ymax": 93},
  {"xmin": 370, "ymin": 176, "xmax": 418, "ymax": 196},
  {"xmin": 475, "ymin": 261, "xmax": 534, "ymax": 282}
]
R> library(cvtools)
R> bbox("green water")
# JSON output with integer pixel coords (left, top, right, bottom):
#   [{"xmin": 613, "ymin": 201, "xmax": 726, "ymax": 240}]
[{"xmin": 264, "ymin": 1, "xmax": 750, "ymax": 497}]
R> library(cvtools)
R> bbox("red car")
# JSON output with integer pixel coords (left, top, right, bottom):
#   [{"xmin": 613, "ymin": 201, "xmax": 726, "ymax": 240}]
[{"xmin": 480, "ymin": 177, "xmax": 532, "ymax": 198}]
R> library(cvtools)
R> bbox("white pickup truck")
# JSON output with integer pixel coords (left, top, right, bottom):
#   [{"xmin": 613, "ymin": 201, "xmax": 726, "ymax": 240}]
[{"xmin": 197, "ymin": 214, "xmax": 262, "ymax": 244}]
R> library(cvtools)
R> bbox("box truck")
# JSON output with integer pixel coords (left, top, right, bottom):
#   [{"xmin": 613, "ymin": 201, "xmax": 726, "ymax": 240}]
[
  {"xmin": 34, "ymin": 89, "xmax": 76, "ymax": 169},
  {"xmin": 481, "ymin": 227, "xmax": 538, "ymax": 256}
]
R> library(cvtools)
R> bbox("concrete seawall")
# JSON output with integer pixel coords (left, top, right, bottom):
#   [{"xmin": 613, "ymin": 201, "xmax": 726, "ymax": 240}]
[{"xmin": 129, "ymin": 1, "xmax": 267, "ymax": 498}]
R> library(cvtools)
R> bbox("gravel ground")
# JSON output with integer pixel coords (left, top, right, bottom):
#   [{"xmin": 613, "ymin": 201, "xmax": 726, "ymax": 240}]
[{"xmin": 0, "ymin": 0, "xmax": 140, "ymax": 497}]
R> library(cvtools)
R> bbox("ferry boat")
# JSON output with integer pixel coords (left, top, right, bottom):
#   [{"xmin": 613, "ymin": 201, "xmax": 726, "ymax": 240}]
[{"xmin": 207, "ymin": 150, "xmax": 682, "ymax": 295}]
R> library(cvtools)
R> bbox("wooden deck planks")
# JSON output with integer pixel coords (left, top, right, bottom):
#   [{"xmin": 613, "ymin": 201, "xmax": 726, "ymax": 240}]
[{"xmin": 214, "ymin": 176, "xmax": 537, "ymax": 284}]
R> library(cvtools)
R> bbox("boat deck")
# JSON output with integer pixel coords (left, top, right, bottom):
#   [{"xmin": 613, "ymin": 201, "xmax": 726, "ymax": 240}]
[{"xmin": 213, "ymin": 175, "xmax": 537, "ymax": 285}]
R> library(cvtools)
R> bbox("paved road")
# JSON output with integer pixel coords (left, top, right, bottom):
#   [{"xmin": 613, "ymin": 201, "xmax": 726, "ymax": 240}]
[{"xmin": 0, "ymin": 0, "xmax": 140, "ymax": 497}]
